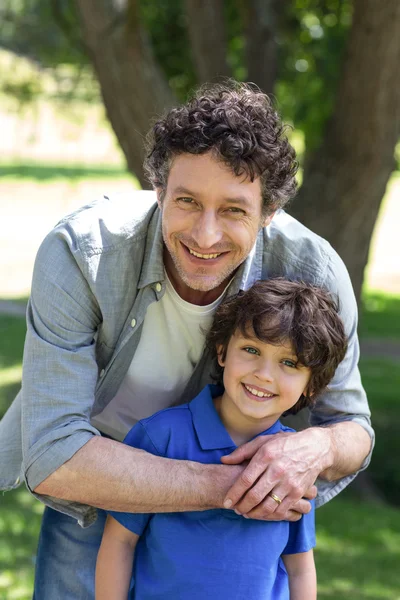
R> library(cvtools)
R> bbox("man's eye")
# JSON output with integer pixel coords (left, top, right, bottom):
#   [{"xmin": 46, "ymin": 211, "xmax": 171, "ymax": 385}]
[
  {"xmin": 177, "ymin": 197, "xmax": 194, "ymax": 204},
  {"xmin": 227, "ymin": 207, "xmax": 245, "ymax": 214},
  {"xmin": 243, "ymin": 346, "xmax": 259, "ymax": 355},
  {"xmin": 282, "ymin": 359, "xmax": 297, "ymax": 368}
]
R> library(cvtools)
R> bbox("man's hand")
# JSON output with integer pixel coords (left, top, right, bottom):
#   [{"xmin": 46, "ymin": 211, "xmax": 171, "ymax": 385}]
[{"xmin": 221, "ymin": 428, "xmax": 333, "ymax": 521}]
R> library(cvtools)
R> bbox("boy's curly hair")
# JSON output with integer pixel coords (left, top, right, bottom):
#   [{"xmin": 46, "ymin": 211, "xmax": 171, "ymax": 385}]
[
  {"xmin": 205, "ymin": 279, "xmax": 348, "ymax": 415},
  {"xmin": 144, "ymin": 81, "xmax": 298, "ymax": 216}
]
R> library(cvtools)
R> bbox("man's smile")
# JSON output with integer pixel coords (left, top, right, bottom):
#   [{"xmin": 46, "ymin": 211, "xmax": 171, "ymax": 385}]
[{"xmin": 180, "ymin": 241, "xmax": 230, "ymax": 264}]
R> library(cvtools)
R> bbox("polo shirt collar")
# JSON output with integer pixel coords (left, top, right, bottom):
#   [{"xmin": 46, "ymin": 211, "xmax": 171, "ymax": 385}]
[{"xmin": 189, "ymin": 384, "xmax": 282, "ymax": 451}]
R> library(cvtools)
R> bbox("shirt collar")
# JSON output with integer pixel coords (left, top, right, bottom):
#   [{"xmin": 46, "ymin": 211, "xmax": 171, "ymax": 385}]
[
  {"xmin": 226, "ymin": 225, "xmax": 266, "ymax": 298},
  {"xmin": 189, "ymin": 384, "xmax": 282, "ymax": 451},
  {"xmin": 137, "ymin": 206, "xmax": 166, "ymax": 289}
]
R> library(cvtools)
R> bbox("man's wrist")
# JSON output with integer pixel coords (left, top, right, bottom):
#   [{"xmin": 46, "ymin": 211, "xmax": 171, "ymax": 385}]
[
  {"xmin": 309, "ymin": 426, "xmax": 335, "ymax": 473},
  {"xmin": 194, "ymin": 462, "xmax": 244, "ymax": 509}
]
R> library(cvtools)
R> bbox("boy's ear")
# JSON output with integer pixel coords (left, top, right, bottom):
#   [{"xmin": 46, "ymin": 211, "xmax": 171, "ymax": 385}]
[
  {"xmin": 216, "ymin": 344, "xmax": 225, "ymax": 367},
  {"xmin": 304, "ymin": 383, "xmax": 314, "ymax": 398}
]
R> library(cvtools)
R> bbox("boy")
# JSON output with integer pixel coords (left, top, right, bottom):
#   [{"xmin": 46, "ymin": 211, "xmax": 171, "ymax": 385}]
[{"xmin": 96, "ymin": 279, "xmax": 348, "ymax": 600}]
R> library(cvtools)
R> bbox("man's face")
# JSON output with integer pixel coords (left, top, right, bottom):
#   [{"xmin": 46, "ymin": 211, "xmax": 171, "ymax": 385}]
[{"xmin": 158, "ymin": 152, "xmax": 273, "ymax": 303}]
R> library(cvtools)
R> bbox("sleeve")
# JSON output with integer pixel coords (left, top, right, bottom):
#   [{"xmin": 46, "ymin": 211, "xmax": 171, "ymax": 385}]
[
  {"xmin": 107, "ymin": 422, "xmax": 159, "ymax": 535},
  {"xmin": 283, "ymin": 500, "xmax": 316, "ymax": 555},
  {"xmin": 310, "ymin": 249, "xmax": 375, "ymax": 506},
  {"xmin": 21, "ymin": 227, "xmax": 102, "ymax": 494}
]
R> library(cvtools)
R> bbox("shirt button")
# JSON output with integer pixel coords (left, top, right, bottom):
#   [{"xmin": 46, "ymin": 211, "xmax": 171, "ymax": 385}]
[
  {"xmin": 131, "ymin": 318, "xmax": 137, "ymax": 328},
  {"xmin": 99, "ymin": 369, "xmax": 105, "ymax": 378},
  {"xmin": 155, "ymin": 282, "xmax": 162, "ymax": 292},
  {"xmin": 15, "ymin": 476, "xmax": 20, "ymax": 486}
]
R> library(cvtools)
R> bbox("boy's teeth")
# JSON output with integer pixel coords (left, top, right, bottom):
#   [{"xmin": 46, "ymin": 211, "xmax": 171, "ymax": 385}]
[
  {"xmin": 189, "ymin": 248, "xmax": 221, "ymax": 259},
  {"xmin": 244, "ymin": 384, "xmax": 274, "ymax": 398}
]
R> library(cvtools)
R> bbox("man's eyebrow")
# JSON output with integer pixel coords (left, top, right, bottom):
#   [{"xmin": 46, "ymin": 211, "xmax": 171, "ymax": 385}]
[
  {"xmin": 173, "ymin": 186, "xmax": 196, "ymax": 196},
  {"xmin": 173, "ymin": 186, "xmax": 253, "ymax": 208}
]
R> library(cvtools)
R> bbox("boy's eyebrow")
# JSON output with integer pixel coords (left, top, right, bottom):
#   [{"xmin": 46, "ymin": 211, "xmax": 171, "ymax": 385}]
[
  {"xmin": 173, "ymin": 186, "xmax": 253, "ymax": 209},
  {"xmin": 237, "ymin": 332, "xmax": 299, "ymax": 356}
]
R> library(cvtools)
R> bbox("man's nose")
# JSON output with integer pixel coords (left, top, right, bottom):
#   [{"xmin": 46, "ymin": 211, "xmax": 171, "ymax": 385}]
[{"xmin": 191, "ymin": 210, "xmax": 223, "ymax": 249}]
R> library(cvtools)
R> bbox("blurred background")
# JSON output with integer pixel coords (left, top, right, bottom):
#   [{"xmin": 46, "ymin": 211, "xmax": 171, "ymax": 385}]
[{"xmin": 0, "ymin": 1, "xmax": 399, "ymax": 598}]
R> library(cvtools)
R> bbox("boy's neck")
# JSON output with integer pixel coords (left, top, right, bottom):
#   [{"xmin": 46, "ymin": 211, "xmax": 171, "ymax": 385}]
[{"xmin": 214, "ymin": 394, "xmax": 279, "ymax": 447}]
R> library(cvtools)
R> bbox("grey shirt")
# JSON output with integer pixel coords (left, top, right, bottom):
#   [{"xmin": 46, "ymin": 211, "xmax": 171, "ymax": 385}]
[{"xmin": 0, "ymin": 191, "xmax": 373, "ymax": 526}]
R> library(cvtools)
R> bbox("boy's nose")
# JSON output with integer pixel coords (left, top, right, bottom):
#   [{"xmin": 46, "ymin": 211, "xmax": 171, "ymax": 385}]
[
  {"xmin": 190, "ymin": 211, "xmax": 223, "ymax": 249},
  {"xmin": 255, "ymin": 361, "xmax": 274, "ymax": 382}
]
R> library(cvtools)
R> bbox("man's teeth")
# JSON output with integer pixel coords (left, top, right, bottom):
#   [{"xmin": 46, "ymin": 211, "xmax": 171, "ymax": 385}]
[
  {"xmin": 244, "ymin": 384, "xmax": 274, "ymax": 398},
  {"xmin": 189, "ymin": 248, "xmax": 222, "ymax": 259}
]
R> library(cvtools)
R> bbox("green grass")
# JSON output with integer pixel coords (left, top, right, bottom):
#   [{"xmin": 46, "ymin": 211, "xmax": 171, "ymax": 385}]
[
  {"xmin": 0, "ymin": 161, "xmax": 131, "ymax": 183},
  {"xmin": 0, "ymin": 291, "xmax": 400, "ymax": 599},
  {"xmin": 360, "ymin": 292, "xmax": 400, "ymax": 339},
  {"xmin": 359, "ymin": 358, "xmax": 400, "ymax": 504},
  {"xmin": 0, "ymin": 487, "xmax": 43, "ymax": 600},
  {"xmin": 0, "ymin": 316, "xmax": 25, "ymax": 418},
  {"xmin": 316, "ymin": 495, "xmax": 400, "ymax": 598}
]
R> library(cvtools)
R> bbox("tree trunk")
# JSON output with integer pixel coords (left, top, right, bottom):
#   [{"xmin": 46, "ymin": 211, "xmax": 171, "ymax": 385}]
[
  {"xmin": 243, "ymin": 0, "xmax": 283, "ymax": 96},
  {"xmin": 290, "ymin": 0, "xmax": 400, "ymax": 304},
  {"xmin": 74, "ymin": 0, "xmax": 176, "ymax": 187},
  {"xmin": 184, "ymin": 0, "xmax": 231, "ymax": 81}
]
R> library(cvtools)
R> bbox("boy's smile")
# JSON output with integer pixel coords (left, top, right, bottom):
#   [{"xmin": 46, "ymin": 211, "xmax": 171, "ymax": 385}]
[{"xmin": 216, "ymin": 331, "xmax": 312, "ymax": 444}]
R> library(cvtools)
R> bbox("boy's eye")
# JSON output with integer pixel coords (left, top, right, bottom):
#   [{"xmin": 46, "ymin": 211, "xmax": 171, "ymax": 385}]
[
  {"xmin": 177, "ymin": 197, "xmax": 194, "ymax": 204},
  {"xmin": 282, "ymin": 359, "xmax": 297, "ymax": 368},
  {"xmin": 243, "ymin": 346, "xmax": 259, "ymax": 355}
]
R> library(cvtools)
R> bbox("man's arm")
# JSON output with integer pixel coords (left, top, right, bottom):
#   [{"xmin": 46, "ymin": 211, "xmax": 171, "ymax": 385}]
[
  {"xmin": 34, "ymin": 436, "xmax": 245, "ymax": 513},
  {"xmin": 96, "ymin": 515, "xmax": 139, "ymax": 600},
  {"xmin": 282, "ymin": 551, "xmax": 317, "ymax": 600}
]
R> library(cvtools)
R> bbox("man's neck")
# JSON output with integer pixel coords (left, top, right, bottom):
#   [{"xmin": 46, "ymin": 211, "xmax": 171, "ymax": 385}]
[{"xmin": 164, "ymin": 251, "xmax": 232, "ymax": 306}]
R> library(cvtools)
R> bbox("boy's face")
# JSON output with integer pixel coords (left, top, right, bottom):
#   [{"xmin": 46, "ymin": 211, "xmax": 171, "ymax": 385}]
[{"xmin": 218, "ymin": 331, "xmax": 312, "ymax": 428}]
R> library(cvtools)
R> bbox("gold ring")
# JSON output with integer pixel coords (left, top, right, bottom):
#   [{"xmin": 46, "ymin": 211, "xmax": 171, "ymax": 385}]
[{"xmin": 270, "ymin": 493, "xmax": 282, "ymax": 505}]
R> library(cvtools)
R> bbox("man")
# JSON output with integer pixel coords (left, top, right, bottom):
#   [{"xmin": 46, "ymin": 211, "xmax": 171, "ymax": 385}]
[{"xmin": 0, "ymin": 82, "xmax": 372, "ymax": 598}]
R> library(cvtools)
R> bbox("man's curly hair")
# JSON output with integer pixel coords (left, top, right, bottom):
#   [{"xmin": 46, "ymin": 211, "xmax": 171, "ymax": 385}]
[{"xmin": 144, "ymin": 81, "xmax": 298, "ymax": 215}]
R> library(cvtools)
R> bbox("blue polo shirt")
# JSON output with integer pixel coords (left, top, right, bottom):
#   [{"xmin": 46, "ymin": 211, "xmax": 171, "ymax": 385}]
[{"xmin": 109, "ymin": 385, "xmax": 315, "ymax": 600}]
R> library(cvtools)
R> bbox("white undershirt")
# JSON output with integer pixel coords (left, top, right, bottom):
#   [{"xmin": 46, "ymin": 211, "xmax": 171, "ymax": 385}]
[{"xmin": 91, "ymin": 274, "xmax": 229, "ymax": 441}]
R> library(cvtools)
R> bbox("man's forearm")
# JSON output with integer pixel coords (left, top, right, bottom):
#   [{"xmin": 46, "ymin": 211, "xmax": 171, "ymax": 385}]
[
  {"xmin": 33, "ymin": 436, "xmax": 242, "ymax": 512},
  {"xmin": 318, "ymin": 421, "xmax": 372, "ymax": 481}
]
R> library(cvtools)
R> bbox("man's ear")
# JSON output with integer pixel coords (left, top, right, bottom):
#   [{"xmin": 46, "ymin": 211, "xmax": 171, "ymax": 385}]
[
  {"xmin": 261, "ymin": 211, "xmax": 275, "ymax": 228},
  {"xmin": 156, "ymin": 188, "xmax": 164, "ymax": 209},
  {"xmin": 216, "ymin": 344, "xmax": 225, "ymax": 367}
]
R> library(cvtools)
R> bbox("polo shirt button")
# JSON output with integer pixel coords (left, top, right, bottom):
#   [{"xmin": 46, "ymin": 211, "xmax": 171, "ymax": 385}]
[
  {"xmin": 155, "ymin": 282, "xmax": 162, "ymax": 292},
  {"xmin": 15, "ymin": 476, "xmax": 20, "ymax": 486},
  {"xmin": 131, "ymin": 318, "xmax": 137, "ymax": 328},
  {"xmin": 99, "ymin": 369, "xmax": 105, "ymax": 378}
]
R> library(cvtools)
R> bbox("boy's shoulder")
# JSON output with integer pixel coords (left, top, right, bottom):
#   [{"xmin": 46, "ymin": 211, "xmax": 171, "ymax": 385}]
[
  {"xmin": 141, "ymin": 404, "xmax": 193, "ymax": 432},
  {"xmin": 124, "ymin": 404, "xmax": 195, "ymax": 458}
]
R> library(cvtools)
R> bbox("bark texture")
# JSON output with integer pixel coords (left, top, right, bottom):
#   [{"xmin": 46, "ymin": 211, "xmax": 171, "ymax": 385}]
[
  {"xmin": 243, "ymin": 0, "xmax": 282, "ymax": 96},
  {"xmin": 290, "ymin": 0, "xmax": 400, "ymax": 303},
  {"xmin": 74, "ymin": 0, "xmax": 176, "ymax": 188},
  {"xmin": 184, "ymin": 0, "xmax": 231, "ymax": 81}
]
